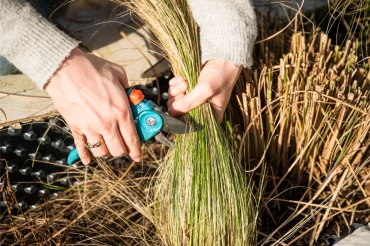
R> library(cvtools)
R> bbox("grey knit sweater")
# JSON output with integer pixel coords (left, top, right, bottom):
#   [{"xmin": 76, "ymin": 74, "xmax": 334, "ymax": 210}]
[{"xmin": 0, "ymin": 0, "xmax": 257, "ymax": 89}]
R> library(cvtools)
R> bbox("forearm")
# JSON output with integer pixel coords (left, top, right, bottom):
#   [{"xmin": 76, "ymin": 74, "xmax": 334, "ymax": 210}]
[
  {"xmin": 0, "ymin": 0, "xmax": 79, "ymax": 89},
  {"xmin": 187, "ymin": 0, "xmax": 257, "ymax": 67}
]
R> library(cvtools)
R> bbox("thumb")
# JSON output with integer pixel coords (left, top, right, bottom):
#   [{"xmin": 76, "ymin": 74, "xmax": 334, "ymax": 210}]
[{"xmin": 168, "ymin": 83, "xmax": 212, "ymax": 116}]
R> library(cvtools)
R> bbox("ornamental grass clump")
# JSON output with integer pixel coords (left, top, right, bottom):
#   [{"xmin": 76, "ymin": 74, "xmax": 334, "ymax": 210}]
[
  {"xmin": 234, "ymin": 27, "xmax": 370, "ymax": 244},
  {"xmin": 122, "ymin": 0, "xmax": 257, "ymax": 245}
]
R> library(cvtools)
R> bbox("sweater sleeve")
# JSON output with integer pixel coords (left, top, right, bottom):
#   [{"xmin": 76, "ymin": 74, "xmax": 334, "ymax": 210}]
[
  {"xmin": 0, "ymin": 0, "xmax": 79, "ymax": 89},
  {"xmin": 187, "ymin": 0, "xmax": 257, "ymax": 67}
]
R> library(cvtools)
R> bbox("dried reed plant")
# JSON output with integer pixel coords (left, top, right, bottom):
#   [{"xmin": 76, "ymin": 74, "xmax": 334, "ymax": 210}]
[{"xmin": 233, "ymin": 27, "xmax": 370, "ymax": 244}]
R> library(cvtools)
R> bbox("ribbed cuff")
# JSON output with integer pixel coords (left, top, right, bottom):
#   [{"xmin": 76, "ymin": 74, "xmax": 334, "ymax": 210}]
[
  {"xmin": 188, "ymin": 0, "xmax": 257, "ymax": 67},
  {"xmin": 199, "ymin": 19, "xmax": 256, "ymax": 67},
  {"xmin": 15, "ymin": 19, "xmax": 79, "ymax": 89},
  {"xmin": 0, "ymin": 0, "xmax": 79, "ymax": 89}
]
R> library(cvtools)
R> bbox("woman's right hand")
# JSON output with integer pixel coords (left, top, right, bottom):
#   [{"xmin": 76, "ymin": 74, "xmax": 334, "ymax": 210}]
[{"xmin": 45, "ymin": 48, "xmax": 142, "ymax": 164}]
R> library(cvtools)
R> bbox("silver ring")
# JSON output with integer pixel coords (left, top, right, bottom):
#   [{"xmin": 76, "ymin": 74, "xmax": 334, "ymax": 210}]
[{"xmin": 87, "ymin": 138, "xmax": 104, "ymax": 148}]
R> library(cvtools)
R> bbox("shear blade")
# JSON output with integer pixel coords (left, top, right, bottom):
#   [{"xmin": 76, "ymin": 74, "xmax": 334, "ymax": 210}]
[
  {"xmin": 157, "ymin": 112, "xmax": 199, "ymax": 134},
  {"xmin": 154, "ymin": 132, "xmax": 174, "ymax": 148}
]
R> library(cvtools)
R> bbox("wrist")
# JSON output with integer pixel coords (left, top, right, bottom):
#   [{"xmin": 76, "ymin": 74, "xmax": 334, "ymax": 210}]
[{"xmin": 44, "ymin": 48, "xmax": 82, "ymax": 91}]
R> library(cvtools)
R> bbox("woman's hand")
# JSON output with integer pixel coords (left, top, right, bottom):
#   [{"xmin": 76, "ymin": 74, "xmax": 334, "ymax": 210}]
[
  {"xmin": 167, "ymin": 60, "xmax": 242, "ymax": 122},
  {"xmin": 45, "ymin": 48, "xmax": 141, "ymax": 164}
]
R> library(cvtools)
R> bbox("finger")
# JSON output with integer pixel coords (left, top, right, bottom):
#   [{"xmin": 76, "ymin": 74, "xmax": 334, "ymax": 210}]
[
  {"xmin": 71, "ymin": 130, "xmax": 90, "ymax": 165},
  {"xmin": 85, "ymin": 133, "xmax": 110, "ymax": 158},
  {"xmin": 169, "ymin": 76, "xmax": 185, "ymax": 86},
  {"xmin": 167, "ymin": 92, "xmax": 186, "ymax": 108},
  {"xmin": 168, "ymin": 83, "xmax": 212, "ymax": 116},
  {"xmin": 119, "ymin": 118, "xmax": 142, "ymax": 162},
  {"xmin": 168, "ymin": 80, "xmax": 187, "ymax": 98},
  {"xmin": 102, "ymin": 127, "xmax": 128, "ymax": 158}
]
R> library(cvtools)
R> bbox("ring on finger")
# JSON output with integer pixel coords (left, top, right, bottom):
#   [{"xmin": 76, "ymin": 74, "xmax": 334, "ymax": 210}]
[{"xmin": 87, "ymin": 137, "xmax": 104, "ymax": 148}]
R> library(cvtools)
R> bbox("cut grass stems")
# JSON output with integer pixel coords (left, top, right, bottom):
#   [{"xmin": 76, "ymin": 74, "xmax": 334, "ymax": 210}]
[{"xmin": 233, "ymin": 26, "xmax": 370, "ymax": 244}]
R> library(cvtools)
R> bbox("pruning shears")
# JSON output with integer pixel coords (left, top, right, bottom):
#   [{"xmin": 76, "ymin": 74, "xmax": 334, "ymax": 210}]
[{"xmin": 67, "ymin": 88, "xmax": 197, "ymax": 165}]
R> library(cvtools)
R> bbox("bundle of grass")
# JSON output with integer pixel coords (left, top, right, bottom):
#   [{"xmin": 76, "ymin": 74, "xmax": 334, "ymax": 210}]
[
  {"xmin": 233, "ymin": 27, "xmax": 370, "ymax": 244},
  {"xmin": 120, "ymin": 1, "xmax": 258, "ymax": 245}
]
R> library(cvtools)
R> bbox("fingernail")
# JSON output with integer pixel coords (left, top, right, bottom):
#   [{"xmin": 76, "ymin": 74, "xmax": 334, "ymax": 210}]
[
  {"xmin": 82, "ymin": 158, "xmax": 90, "ymax": 165},
  {"xmin": 133, "ymin": 157, "xmax": 142, "ymax": 162}
]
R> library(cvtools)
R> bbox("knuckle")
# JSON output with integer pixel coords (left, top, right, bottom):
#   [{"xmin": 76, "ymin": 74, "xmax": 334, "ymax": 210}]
[
  {"xmin": 126, "ymin": 131, "xmax": 140, "ymax": 145},
  {"xmin": 111, "ymin": 149, "xmax": 126, "ymax": 157},
  {"xmin": 102, "ymin": 133, "xmax": 113, "ymax": 142},
  {"xmin": 119, "ymin": 67, "xmax": 126, "ymax": 76},
  {"xmin": 94, "ymin": 148, "xmax": 108, "ymax": 157},
  {"xmin": 116, "ymin": 109, "xmax": 131, "ymax": 121},
  {"xmin": 168, "ymin": 87, "xmax": 174, "ymax": 96},
  {"xmin": 129, "ymin": 137, "xmax": 141, "ymax": 149},
  {"xmin": 179, "ymin": 80, "xmax": 188, "ymax": 89},
  {"xmin": 170, "ymin": 83, "xmax": 185, "ymax": 95},
  {"xmin": 94, "ymin": 115, "xmax": 115, "ymax": 133},
  {"xmin": 99, "ymin": 122, "xmax": 113, "ymax": 135},
  {"xmin": 114, "ymin": 64, "xmax": 126, "ymax": 74},
  {"xmin": 102, "ymin": 61, "xmax": 113, "ymax": 70},
  {"xmin": 118, "ymin": 118, "xmax": 135, "ymax": 131},
  {"xmin": 169, "ymin": 76, "xmax": 181, "ymax": 85}
]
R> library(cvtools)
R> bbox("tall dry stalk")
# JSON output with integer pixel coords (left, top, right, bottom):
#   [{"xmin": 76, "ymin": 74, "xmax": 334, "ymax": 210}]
[
  {"xmin": 233, "ymin": 26, "xmax": 370, "ymax": 244},
  {"xmin": 121, "ymin": 1, "xmax": 258, "ymax": 245}
]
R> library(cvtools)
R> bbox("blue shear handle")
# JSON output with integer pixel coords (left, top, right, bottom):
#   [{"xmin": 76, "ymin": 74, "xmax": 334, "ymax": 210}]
[
  {"xmin": 127, "ymin": 87, "xmax": 164, "ymax": 141},
  {"xmin": 67, "ymin": 148, "xmax": 80, "ymax": 165}
]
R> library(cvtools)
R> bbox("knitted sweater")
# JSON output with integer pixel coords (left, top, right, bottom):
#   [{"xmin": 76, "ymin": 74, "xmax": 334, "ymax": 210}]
[{"xmin": 0, "ymin": 0, "xmax": 257, "ymax": 89}]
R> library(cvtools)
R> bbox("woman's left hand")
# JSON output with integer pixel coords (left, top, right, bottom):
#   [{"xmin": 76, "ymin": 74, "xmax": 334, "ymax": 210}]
[{"xmin": 167, "ymin": 60, "xmax": 242, "ymax": 122}]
